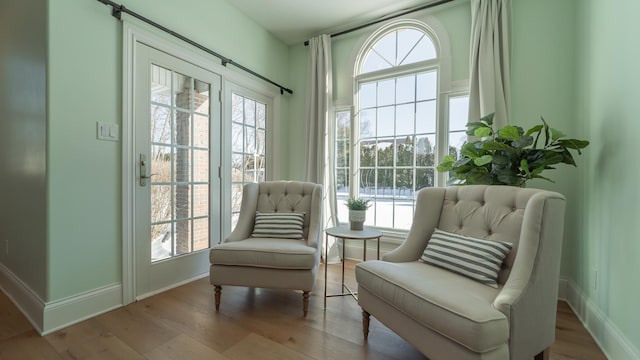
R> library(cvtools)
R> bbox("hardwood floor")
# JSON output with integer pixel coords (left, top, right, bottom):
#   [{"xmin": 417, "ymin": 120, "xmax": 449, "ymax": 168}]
[{"xmin": 0, "ymin": 261, "xmax": 607, "ymax": 359}]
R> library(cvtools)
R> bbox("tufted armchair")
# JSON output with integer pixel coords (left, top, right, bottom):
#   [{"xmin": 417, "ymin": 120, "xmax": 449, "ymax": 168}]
[
  {"xmin": 209, "ymin": 181, "xmax": 323, "ymax": 317},
  {"xmin": 356, "ymin": 185, "xmax": 566, "ymax": 360}
]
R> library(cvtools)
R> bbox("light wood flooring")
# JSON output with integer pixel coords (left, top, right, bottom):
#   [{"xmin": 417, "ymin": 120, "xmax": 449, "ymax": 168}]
[{"xmin": 0, "ymin": 261, "xmax": 607, "ymax": 359}]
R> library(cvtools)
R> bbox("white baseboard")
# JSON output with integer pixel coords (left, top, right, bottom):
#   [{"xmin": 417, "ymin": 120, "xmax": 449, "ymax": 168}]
[
  {"xmin": 565, "ymin": 279, "xmax": 640, "ymax": 360},
  {"xmin": 0, "ymin": 262, "xmax": 124, "ymax": 335},
  {"xmin": 0, "ymin": 262, "xmax": 46, "ymax": 333},
  {"xmin": 42, "ymin": 283, "xmax": 123, "ymax": 335}
]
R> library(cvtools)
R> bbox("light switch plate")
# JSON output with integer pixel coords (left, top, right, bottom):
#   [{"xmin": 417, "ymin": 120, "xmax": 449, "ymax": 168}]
[{"xmin": 97, "ymin": 122, "xmax": 119, "ymax": 141}]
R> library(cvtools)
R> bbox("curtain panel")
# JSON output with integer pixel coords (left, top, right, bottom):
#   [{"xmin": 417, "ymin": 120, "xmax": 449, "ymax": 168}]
[
  {"xmin": 304, "ymin": 35, "xmax": 340, "ymax": 263},
  {"xmin": 468, "ymin": 0, "xmax": 512, "ymax": 128}
]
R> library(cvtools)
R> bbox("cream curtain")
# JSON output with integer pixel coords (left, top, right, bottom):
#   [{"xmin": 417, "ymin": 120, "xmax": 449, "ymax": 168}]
[
  {"xmin": 304, "ymin": 35, "xmax": 340, "ymax": 263},
  {"xmin": 468, "ymin": 0, "xmax": 512, "ymax": 128}
]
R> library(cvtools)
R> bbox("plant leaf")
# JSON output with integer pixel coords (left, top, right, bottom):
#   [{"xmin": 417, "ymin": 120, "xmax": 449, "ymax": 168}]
[
  {"xmin": 520, "ymin": 159, "xmax": 530, "ymax": 174},
  {"xmin": 474, "ymin": 155, "xmax": 493, "ymax": 166},
  {"xmin": 480, "ymin": 113, "xmax": 495, "ymax": 126},
  {"xmin": 474, "ymin": 127, "xmax": 492, "ymax": 138},
  {"xmin": 525, "ymin": 124, "xmax": 544, "ymax": 137},
  {"xmin": 482, "ymin": 141, "xmax": 513, "ymax": 151},
  {"xmin": 550, "ymin": 127, "xmax": 566, "ymax": 141},
  {"xmin": 512, "ymin": 136, "xmax": 534, "ymax": 149},
  {"xmin": 541, "ymin": 117, "xmax": 550, "ymax": 147},
  {"xmin": 498, "ymin": 126, "xmax": 521, "ymax": 140}
]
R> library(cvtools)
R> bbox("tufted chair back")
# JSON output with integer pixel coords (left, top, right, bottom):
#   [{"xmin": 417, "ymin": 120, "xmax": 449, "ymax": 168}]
[
  {"xmin": 436, "ymin": 186, "xmax": 546, "ymax": 284},
  {"xmin": 255, "ymin": 181, "xmax": 320, "ymax": 240}
]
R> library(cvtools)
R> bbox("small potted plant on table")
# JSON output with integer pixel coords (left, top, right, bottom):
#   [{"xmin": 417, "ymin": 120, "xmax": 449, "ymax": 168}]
[{"xmin": 345, "ymin": 198, "xmax": 371, "ymax": 230}]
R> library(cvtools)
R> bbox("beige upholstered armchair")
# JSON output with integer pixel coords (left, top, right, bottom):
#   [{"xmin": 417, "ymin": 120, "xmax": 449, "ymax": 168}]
[
  {"xmin": 356, "ymin": 185, "xmax": 566, "ymax": 360},
  {"xmin": 209, "ymin": 181, "xmax": 323, "ymax": 317}
]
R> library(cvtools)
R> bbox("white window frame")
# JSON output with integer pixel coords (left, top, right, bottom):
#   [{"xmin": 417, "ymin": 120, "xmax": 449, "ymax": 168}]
[
  {"xmin": 342, "ymin": 18, "xmax": 462, "ymax": 235},
  {"xmin": 222, "ymin": 82, "xmax": 275, "ymax": 237}
]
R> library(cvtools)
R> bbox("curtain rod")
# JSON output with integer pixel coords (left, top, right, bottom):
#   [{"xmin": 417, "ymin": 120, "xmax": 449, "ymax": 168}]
[
  {"xmin": 304, "ymin": 0, "xmax": 456, "ymax": 46},
  {"xmin": 97, "ymin": 0, "xmax": 293, "ymax": 95}
]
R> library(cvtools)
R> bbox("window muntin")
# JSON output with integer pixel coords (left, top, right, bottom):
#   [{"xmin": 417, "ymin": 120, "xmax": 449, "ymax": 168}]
[
  {"xmin": 231, "ymin": 93, "xmax": 266, "ymax": 229},
  {"xmin": 360, "ymin": 28, "xmax": 437, "ymax": 75}
]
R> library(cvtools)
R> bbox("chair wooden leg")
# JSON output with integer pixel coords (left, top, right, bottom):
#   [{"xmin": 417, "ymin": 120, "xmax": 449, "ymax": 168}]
[
  {"xmin": 214, "ymin": 285, "xmax": 222, "ymax": 312},
  {"xmin": 534, "ymin": 347, "xmax": 550, "ymax": 360},
  {"xmin": 302, "ymin": 291, "xmax": 310, "ymax": 318},
  {"xmin": 362, "ymin": 310, "xmax": 371, "ymax": 340}
]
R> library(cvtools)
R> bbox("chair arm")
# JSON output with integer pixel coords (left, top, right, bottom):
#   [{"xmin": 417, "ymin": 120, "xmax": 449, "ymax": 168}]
[
  {"xmin": 224, "ymin": 183, "xmax": 259, "ymax": 243},
  {"xmin": 492, "ymin": 194, "xmax": 565, "ymax": 359},
  {"xmin": 382, "ymin": 188, "xmax": 446, "ymax": 263},
  {"xmin": 305, "ymin": 184, "xmax": 323, "ymax": 249}
]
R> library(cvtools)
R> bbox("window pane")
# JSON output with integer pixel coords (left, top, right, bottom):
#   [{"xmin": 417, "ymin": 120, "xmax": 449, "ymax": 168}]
[
  {"xmin": 395, "ymin": 104, "xmax": 414, "ymax": 136},
  {"xmin": 397, "ymin": 29, "xmax": 424, "ymax": 65},
  {"xmin": 150, "ymin": 105, "xmax": 171, "ymax": 144},
  {"xmin": 231, "ymin": 154, "xmax": 243, "ymax": 182},
  {"xmin": 396, "ymin": 138, "xmax": 414, "ymax": 167},
  {"xmin": 394, "ymin": 199, "xmax": 414, "ymax": 230},
  {"xmin": 173, "ymin": 148, "xmax": 191, "ymax": 183},
  {"xmin": 376, "ymin": 169, "xmax": 393, "ymax": 197},
  {"xmin": 396, "ymin": 169, "xmax": 414, "ymax": 193},
  {"xmin": 396, "ymin": 75, "xmax": 416, "ymax": 104},
  {"xmin": 244, "ymin": 99, "xmax": 256, "ymax": 126},
  {"xmin": 151, "ymin": 64, "xmax": 171, "ymax": 105},
  {"xmin": 377, "ymin": 107, "xmax": 394, "ymax": 137},
  {"xmin": 151, "ymin": 223, "xmax": 172, "ymax": 261},
  {"xmin": 359, "ymin": 169, "xmax": 375, "ymax": 193},
  {"xmin": 417, "ymin": 71, "xmax": 437, "ymax": 101},
  {"xmin": 416, "ymin": 135, "xmax": 436, "ymax": 166},
  {"xmin": 193, "ymin": 114, "xmax": 209, "ymax": 148},
  {"xmin": 360, "ymin": 141, "xmax": 376, "ymax": 167},
  {"xmin": 372, "ymin": 32, "xmax": 396, "ymax": 66},
  {"xmin": 245, "ymin": 127, "xmax": 256, "ymax": 153},
  {"xmin": 193, "ymin": 218, "xmax": 209, "ymax": 251},
  {"xmin": 449, "ymin": 131, "xmax": 467, "ymax": 160},
  {"xmin": 375, "ymin": 201, "xmax": 393, "ymax": 229},
  {"xmin": 193, "ymin": 79, "xmax": 210, "ymax": 114},
  {"xmin": 336, "ymin": 169, "xmax": 349, "ymax": 191},
  {"xmin": 173, "ymin": 72, "xmax": 191, "ymax": 110},
  {"xmin": 377, "ymin": 79, "xmax": 395, "ymax": 106},
  {"xmin": 337, "ymin": 140, "xmax": 349, "ymax": 167},
  {"xmin": 449, "ymin": 96, "xmax": 470, "ymax": 131},
  {"xmin": 151, "ymin": 145, "xmax": 171, "ymax": 183},
  {"xmin": 256, "ymin": 102, "xmax": 266, "ymax": 129},
  {"xmin": 359, "ymin": 109, "xmax": 376, "ymax": 138},
  {"xmin": 401, "ymin": 36, "xmax": 437, "ymax": 65},
  {"xmin": 151, "ymin": 185, "xmax": 171, "ymax": 223},
  {"xmin": 377, "ymin": 139, "xmax": 394, "ymax": 167},
  {"xmin": 256, "ymin": 129, "xmax": 265, "ymax": 156},
  {"xmin": 193, "ymin": 149, "xmax": 208, "ymax": 182},
  {"xmin": 174, "ymin": 184, "xmax": 192, "ymax": 220},
  {"xmin": 193, "ymin": 184, "xmax": 208, "ymax": 217},
  {"xmin": 232, "ymin": 94, "xmax": 243, "ymax": 123},
  {"xmin": 416, "ymin": 100, "xmax": 436, "ymax": 134},
  {"xmin": 174, "ymin": 219, "xmax": 192, "ymax": 255},
  {"xmin": 232, "ymin": 123, "xmax": 243, "ymax": 152},
  {"xmin": 336, "ymin": 111, "xmax": 350, "ymax": 139},
  {"xmin": 416, "ymin": 168, "xmax": 435, "ymax": 190},
  {"xmin": 360, "ymin": 83, "xmax": 376, "ymax": 109},
  {"xmin": 174, "ymin": 110, "xmax": 191, "ymax": 147},
  {"xmin": 361, "ymin": 50, "xmax": 392, "ymax": 73}
]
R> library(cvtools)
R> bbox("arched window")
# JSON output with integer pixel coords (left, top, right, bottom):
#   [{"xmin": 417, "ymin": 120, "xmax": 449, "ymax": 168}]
[{"xmin": 335, "ymin": 21, "xmax": 468, "ymax": 231}]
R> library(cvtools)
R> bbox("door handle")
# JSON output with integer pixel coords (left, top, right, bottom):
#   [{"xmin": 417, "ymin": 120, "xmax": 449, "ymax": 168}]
[{"xmin": 139, "ymin": 154, "xmax": 159, "ymax": 186}]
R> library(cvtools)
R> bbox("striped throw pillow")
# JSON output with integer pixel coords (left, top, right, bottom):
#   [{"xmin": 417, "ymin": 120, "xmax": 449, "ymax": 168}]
[
  {"xmin": 251, "ymin": 212, "xmax": 305, "ymax": 239},
  {"xmin": 420, "ymin": 229, "xmax": 512, "ymax": 288}
]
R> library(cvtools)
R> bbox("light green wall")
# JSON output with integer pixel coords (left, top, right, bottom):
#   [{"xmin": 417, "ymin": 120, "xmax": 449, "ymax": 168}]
[
  {"xmin": 577, "ymin": 0, "xmax": 640, "ymax": 353},
  {"xmin": 0, "ymin": 0, "xmax": 48, "ymax": 299},
  {"xmin": 47, "ymin": 0, "xmax": 290, "ymax": 301},
  {"xmin": 510, "ymin": 0, "xmax": 580, "ymax": 278}
]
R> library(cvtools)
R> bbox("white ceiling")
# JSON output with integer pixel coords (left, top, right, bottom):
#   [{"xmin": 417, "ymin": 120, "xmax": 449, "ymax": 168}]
[{"xmin": 226, "ymin": 0, "xmax": 438, "ymax": 45}]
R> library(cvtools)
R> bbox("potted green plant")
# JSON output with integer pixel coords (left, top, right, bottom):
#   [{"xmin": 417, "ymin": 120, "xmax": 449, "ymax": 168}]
[
  {"xmin": 345, "ymin": 197, "xmax": 371, "ymax": 230},
  {"xmin": 437, "ymin": 113, "xmax": 589, "ymax": 187}
]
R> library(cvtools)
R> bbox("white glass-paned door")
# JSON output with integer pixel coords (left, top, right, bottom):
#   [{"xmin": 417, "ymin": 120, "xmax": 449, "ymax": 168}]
[{"xmin": 135, "ymin": 43, "xmax": 221, "ymax": 298}]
